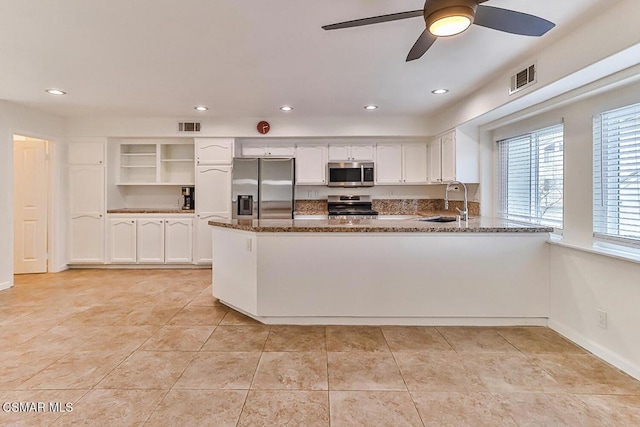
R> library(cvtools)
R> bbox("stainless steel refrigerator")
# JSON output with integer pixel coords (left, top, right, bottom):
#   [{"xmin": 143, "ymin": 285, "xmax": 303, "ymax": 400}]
[{"xmin": 232, "ymin": 158, "xmax": 295, "ymax": 219}]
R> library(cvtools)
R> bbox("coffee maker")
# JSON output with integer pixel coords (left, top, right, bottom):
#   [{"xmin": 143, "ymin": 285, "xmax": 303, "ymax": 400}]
[{"xmin": 181, "ymin": 186, "xmax": 195, "ymax": 210}]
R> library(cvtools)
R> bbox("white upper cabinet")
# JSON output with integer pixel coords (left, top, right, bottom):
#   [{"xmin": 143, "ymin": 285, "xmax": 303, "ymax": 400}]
[
  {"xmin": 195, "ymin": 138, "xmax": 233, "ymax": 165},
  {"xmin": 241, "ymin": 143, "xmax": 295, "ymax": 157},
  {"xmin": 375, "ymin": 144, "xmax": 403, "ymax": 184},
  {"xmin": 429, "ymin": 129, "xmax": 479, "ymax": 184},
  {"xmin": 375, "ymin": 143, "xmax": 428, "ymax": 185},
  {"xmin": 69, "ymin": 166, "xmax": 105, "ymax": 213},
  {"xmin": 328, "ymin": 144, "xmax": 374, "ymax": 161},
  {"xmin": 69, "ymin": 142, "xmax": 105, "ymax": 165},
  {"xmin": 295, "ymin": 145, "xmax": 327, "ymax": 185}
]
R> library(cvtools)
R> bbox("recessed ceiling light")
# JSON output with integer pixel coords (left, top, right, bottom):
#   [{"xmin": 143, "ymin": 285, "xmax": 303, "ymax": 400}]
[
  {"xmin": 279, "ymin": 106, "xmax": 294, "ymax": 112},
  {"xmin": 194, "ymin": 105, "xmax": 209, "ymax": 111},
  {"xmin": 45, "ymin": 89, "xmax": 66, "ymax": 96},
  {"xmin": 364, "ymin": 105, "xmax": 378, "ymax": 110},
  {"xmin": 431, "ymin": 89, "xmax": 449, "ymax": 94}
]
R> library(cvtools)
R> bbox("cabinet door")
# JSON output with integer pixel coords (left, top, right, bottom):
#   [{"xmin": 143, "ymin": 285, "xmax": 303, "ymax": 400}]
[
  {"xmin": 108, "ymin": 218, "xmax": 136, "ymax": 263},
  {"xmin": 69, "ymin": 214, "xmax": 104, "ymax": 263},
  {"xmin": 268, "ymin": 145, "xmax": 295, "ymax": 157},
  {"xmin": 428, "ymin": 140, "xmax": 443, "ymax": 183},
  {"xmin": 375, "ymin": 144, "xmax": 403, "ymax": 184},
  {"xmin": 196, "ymin": 167, "xmax": 232, "ymax": 217},
  {"xmin": 403, "ymin": 144, "xmax": 428, "ymax": 184},
  {"xmin": 194, "ymin": 214, "xmax": 215, "ymax": 264},
  {"xmin": 241, "ymin": 145, "xmax": 268, "ymax": 157},
  {"xmin": 137, "ymin": 219, "xmax": 165, "ymax": 263},
  {"xmin": 295, "ymin": 145, "xmax": 327, "ymax": 185},
  {"xmin": 69, "ymin": 143, "xmax": 105, "ymax": 165},
  {"xmin": 350, "ymin": 145, "xmax": 374, "ymax": 161},
  {"xmin": 328, "ymin": 145, "xmax": 350, "ymax": 161},
  {"xmin": 165, "ymin": 219, "xmax": 193, "ymax": 264},
  {"xmin": 441, "ymin": 131, "xmax": 456, "ymax": 182},
  {"xmin": 196, "ymin": 138, "xmax": 233, "ymax": 165},
  {"xmin": 69, "ymin": 165, "xmax": 104, "ymax": 214}
]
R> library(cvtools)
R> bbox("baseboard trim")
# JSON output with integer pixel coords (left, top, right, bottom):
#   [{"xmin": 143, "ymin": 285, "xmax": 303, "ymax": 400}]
[
  {"xmin": 0, "ymin": 281, "xmax": 11, "ymax": 291},
  {"xmin": 68, "ymin": 264, "xmax": 211, "ymax": 270},
  {"xmin": 549, "ymin": 320, "xmax": 640, "ymax": 381}
]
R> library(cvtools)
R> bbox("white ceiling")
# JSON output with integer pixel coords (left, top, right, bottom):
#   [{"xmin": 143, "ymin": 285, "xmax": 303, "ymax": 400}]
[{"xmin": 0, "ymin": 0, "xmax": 606, "ymax": 119}]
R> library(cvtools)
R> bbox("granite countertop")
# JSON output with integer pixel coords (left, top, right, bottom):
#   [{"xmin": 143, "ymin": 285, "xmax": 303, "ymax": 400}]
[
  {"xmin": 208, "ymin": 215, "xmax": 553, "ymax": 233},
  {"xmin": 107, "ymin": 208, "xmax": 195, "ymax": 214}
]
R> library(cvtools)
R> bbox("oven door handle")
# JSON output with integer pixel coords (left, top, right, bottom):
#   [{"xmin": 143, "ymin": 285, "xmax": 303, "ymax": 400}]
[{"xmin": 361, "ymin": 165, "xmax": 364, "ymax": 185}]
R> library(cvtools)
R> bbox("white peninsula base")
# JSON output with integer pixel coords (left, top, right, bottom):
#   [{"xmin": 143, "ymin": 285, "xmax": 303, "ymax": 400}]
[{"xmin": 211, "ymin": 225, "xmax": 550, "ymax": 326}]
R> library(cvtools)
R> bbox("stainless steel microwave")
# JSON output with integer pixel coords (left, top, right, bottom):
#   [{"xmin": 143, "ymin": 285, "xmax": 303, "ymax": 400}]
[{"xmin": 327, "ymin": 161, "xmax": 374, "ymax": 187}]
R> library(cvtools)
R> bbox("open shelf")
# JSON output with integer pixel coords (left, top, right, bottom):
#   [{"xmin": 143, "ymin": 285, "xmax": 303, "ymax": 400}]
[{"xmin": 118, "ymin": 141, "xmax": 194, "ymax": 185}]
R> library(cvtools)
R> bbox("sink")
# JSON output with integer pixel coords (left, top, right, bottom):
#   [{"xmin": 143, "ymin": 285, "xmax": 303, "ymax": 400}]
[{"xmin": 419, "ymin": 216, "xmax": 458, "ymax": 223}]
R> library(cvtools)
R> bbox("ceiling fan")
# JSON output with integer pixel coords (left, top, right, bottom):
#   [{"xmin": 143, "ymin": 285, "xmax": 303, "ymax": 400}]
[{"xmin": 322, "ymin": 0, "xmax": 555, "ymax": 61}]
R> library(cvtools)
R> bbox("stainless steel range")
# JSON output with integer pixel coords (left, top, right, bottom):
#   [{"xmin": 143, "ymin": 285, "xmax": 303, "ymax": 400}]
[{"xmin": 327, "ymin": 195, "xmax": 378, "ymax": 219}]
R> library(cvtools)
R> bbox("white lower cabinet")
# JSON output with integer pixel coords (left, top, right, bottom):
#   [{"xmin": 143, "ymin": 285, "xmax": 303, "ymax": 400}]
[
  {"xmin": 69, "ymin": 214, "xmax": 105, "ymax": 263},
  {"xmin": 194, "ymin": 214, "xmax": 216, "ymax": 264},
  {"xmin": 109, "ymin": 218, "xmax": 137, "ymax": 263},
  {"xmin": 165, "ymin": 219, "xmax": 193, "ymax": 263},
  {"xmin": 108, "ymin": 215, "xmax": 193, "ymax": 264},
  {"xmin": 137, "ymin": 219, "xmax": 165, "ymax": 263}
]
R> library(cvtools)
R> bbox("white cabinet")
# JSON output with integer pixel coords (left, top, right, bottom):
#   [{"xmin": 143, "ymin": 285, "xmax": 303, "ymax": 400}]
[
  {"xmin": 241, "ymin": 144, "xmax": 295, "ymax": 157},
  {"xmin": 429, "ymin": 129, "xmax": 479, "ymax": 184},
  {"xmin": 68, "ymin": 144, "xmax": 106, "ymax": 264},
  {"xmin": 109, "ymin": 218, "xmax": 137, "ymax": 263},
  {"xmin": 196, "ymin": 138, "xmax": 233, "ymax": 165},
  {"xmin": 69, "ymin": 142, "xmax": 104, "ymax": 165},
  {"xmin": 69, "ymin": 215, "xmax": 104, "ymax": 263},
  {"xmin": 328, "ymin": 144, "xmax": 374, "ymax": 161},
  {"xmin": 194, "ymin": 166, "xmax": 231, "ymax": 264},
  {"xmin": 137, "ymin": 219, "xmax": 165, "ymax": 263},
  {"xmin": 165, "ymin": 219, "xmax": 193, "ymax": 263},
  {"xmin": 375, "ymin": 143, "xmax": 428, "ymax": 184},
  {"xmin": 108, "ymin": 216, "xmax": 193, "ymax": 264},
  {"xmin": 196, "ymin": 166, "xmax": 232, "ymax": 218},
  {"xmin": 375, "ymin": 144, "xmax": 403, "ymax": 184},
  {"xmin": 118, "ymin": 141, "xmax": 194, "ymax": 185},
  {"xmin": 295, "ymin": 145, "xmax": 327, "ymax": 185}
]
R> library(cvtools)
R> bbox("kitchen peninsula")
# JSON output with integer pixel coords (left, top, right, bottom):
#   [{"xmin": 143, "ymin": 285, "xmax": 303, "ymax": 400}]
[{"xmin": 209, "ymin": 217, "xmax": 552, "ymax": 325}]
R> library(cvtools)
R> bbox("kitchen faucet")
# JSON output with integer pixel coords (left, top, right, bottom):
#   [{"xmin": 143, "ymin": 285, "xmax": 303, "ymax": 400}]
[{"xmin": 445, "ymin": 180, "xmax": 469, "ymax": 221}]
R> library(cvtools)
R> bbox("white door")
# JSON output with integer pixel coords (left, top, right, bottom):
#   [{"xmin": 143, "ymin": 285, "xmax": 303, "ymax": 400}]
[
  {"xmin": 350, "ymin": 145, "xmax": 374, "ymax": 161},
  {"xmin": 441, "ymin": 131, "xmax": 456, "ymax": 182},
  {"xmin": 296, "ymin": 145, "xmax": 326, "ymax": 185},
  {"xmin": 109, "ymin": 218, "xmax": 136, "ymax": 263},
  {"xmin": 196, "ymin": 166, "xmax": 232, "ymax": 217},
  {"xmin": 429, "ymin": 140, "xmax": 443, "ymax": 183},
  {"xmin": 165, "ymin": 219, "xmax": 193, "ymax": 263},
  {"xmin": 13, "ymin": 139, "xmax": 48, "ymax": 274},
  {"xmin": 375, "ymin": 144, "xmax": 403, "ymax": 184},
  {"xmin": 137, "ymin": 219, "xmax": 165, "ymax": 263},
  {"xmin": 403, "ymin": 144, "xmax": 428, "ymax": 184}
]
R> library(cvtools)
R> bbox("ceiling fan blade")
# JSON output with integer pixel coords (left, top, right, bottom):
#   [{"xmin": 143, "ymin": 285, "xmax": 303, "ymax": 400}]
[
  {"xmin": 474, "ymin": 5, "xmax": 555, "ymax": 37},
  {"xmin": 406, "ymin": 30, "xmax": 437, "ymax": 62},
  {"xmin": 322, "ymin": 10, "xmax": 423, "ymax": 30}
]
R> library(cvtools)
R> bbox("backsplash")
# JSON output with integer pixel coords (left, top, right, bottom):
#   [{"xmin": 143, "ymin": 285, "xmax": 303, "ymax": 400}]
[{"xmin": 295, "ymin": 199, "xmax": 480, "ymax": 216}]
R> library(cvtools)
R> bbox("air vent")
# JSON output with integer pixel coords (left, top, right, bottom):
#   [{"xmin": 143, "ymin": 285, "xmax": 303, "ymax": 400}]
[
  {"xmin": 178, "ymin": 122, "xmax": 201, "ymax": 132},
  {"xmin": 509, "ymin": 64, "xmax": 536, "ymax": 95}
]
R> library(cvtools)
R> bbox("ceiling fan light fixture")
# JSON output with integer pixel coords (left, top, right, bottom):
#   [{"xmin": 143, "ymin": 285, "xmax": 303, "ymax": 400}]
[
  {"xmin": 431, "ymin": 89, "xmax": 449, "ymax": 94},
  {"xmin": 426, "ymin": 6, "xmax": 474, "ymax": 37}
]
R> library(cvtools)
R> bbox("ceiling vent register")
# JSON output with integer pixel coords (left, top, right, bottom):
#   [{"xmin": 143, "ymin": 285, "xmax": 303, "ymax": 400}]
[
  {"xmin": 178, "ymin": 122, "xmax": 201, "ymax": 132},
  {"xmin": 509, "ymin": 64, "xmax": 536, "ymax": 95}
]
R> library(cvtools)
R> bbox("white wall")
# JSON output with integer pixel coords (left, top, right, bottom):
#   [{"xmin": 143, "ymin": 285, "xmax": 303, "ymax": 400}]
[
  {"xmin": 0, "ymin": 101, "xmax": 66, "ymax": 288},
  {"xmin": 481, "ymin": 75, "xmax": 640, "ymax": 379}
]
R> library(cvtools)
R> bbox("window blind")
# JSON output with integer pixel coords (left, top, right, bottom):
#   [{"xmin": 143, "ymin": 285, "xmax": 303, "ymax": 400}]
[
  {"xmin": 497, "ymin": 124, "xmax": 564, "ymax": 228},
  {"xmin": 594, "ymin": 102, "xmax": 640, "ymax": 246}
]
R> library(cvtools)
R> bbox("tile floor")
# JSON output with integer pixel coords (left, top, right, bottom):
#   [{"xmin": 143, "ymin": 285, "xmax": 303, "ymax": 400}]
[{"xmin": 1, "ymin": 269, "xmax": 640, "ymax": 426}]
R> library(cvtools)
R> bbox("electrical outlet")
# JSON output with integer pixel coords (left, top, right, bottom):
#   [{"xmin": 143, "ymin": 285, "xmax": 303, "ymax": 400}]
[
  {"xmin": 246, "ymin": 238, "xmax": 253, "ymax": 252},
  {"xmin": 597, "ymin": 309, "xmax": 607, "ymax": 329}
]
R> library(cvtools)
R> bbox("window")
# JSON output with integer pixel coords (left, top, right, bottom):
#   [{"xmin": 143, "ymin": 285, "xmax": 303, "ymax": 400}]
[
  {"xmin": 594, "ymin": 102, "xmax": 640, "ymax": 246},
  {"xmin": 497, "ymin": 124, "xmax": 564, "ymax": 228}
]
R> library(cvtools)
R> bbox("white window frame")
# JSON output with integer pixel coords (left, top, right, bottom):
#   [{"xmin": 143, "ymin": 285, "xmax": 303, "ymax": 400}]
[
  {"xmin": 593, "ymin": 102, "xmax": 640, "ymax": 248},
  {"xmin": 497, "ymin": 123, "xmax": 564, "ymax": 229}
]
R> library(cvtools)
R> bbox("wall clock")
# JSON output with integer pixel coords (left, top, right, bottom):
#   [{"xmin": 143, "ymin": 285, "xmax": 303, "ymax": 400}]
[{"xmin": 257, "ymin": 121, "xmax": 270, "ymax": 134}]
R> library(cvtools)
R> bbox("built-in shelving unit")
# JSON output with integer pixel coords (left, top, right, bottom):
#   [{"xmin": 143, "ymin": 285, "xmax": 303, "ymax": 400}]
[{"xmin": 117, "ymin": 141, "xmax": 195, "ymax": 185}]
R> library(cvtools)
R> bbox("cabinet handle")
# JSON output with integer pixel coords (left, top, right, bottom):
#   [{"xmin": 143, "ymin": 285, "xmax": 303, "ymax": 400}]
[{"xmin": 131, "ymin": 221, "xmax": 134, "ymax": 223}]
